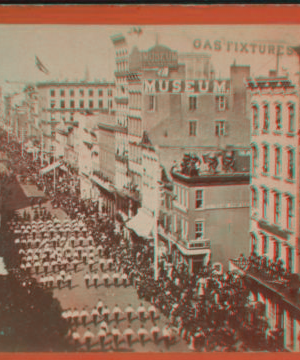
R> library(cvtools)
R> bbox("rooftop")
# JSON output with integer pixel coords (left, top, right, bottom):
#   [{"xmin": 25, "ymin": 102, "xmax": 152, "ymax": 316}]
[{"xmin": 245, "ymin": 76, "xmax": 296, "ymax": 91}]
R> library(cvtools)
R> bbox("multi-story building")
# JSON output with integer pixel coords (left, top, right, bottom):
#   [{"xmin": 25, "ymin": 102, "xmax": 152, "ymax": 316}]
[
  {"xmin": 158, "ymin": 151, "xmax": 250, "ymax": 273},
  {"xmin": 109, "ymin": 33, "xmax": 252, "ymax": 272},
  {"xmin": 230, "ymin": 75, "xmax": 300, "ymax": 351},
  {"xmin": 36, "ymin": 80, "xmax": 115, "ymax": 155},
  {"xmin": 248, "ymin": 76, "xmax": 299, "ymax": 273}
]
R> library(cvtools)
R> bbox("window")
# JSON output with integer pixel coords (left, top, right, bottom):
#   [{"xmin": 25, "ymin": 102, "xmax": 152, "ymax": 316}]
[
  {"xmin": 195, "ymin": 221, "xmax": 204, "ymax": 239},
  {"xmin": 287, "ymin": 247, "xmax": 293, "ymax": 273},
  {"xmin": 98, "ymin": 100, "xmax": 103, "ymax": 108},
  {"xmin": 216, "ymin": 95, "xmax": 226, "ymax": 111},
  {"xmin": 89, "ymin": 89, "xmax": 94, "ymax": 97},
  {"xmin": 287, "ymin": 149, "xmax": 294, "ymax": 179},
  {"xmin": 262, "ymin": 234, "xmax": 268, "ymax": 254},
  {"xmin": 79, "ymin": 89, "xmax": 84, "ymax": 97},
  {"xmin": 189, "ymin": 96, "xmax": 197, "ymax": 111},
  {"xmin": 288, "ymin": 104, "xmax": 295, "ymax": 132},
  {"xmin": 252, "ymin": 105, "xmax": 259, "ymax": 130},
  {"xmin": 50, "ymin": 89, "xmax": 55, "ymax": 97},
  {"xmin": 69, "ymin": 89, "xmax": 74, "ymax": 97},
  {"xmin": 262, "ymin": 145, "xmax": 269, "ymax": 173},
  {"xmin": 149, "ymin": 95, "xmax": 155, "ymax": 111},
  {"xmin": 98, "ymin": 89, "xmax": 103, "ymax": 96},
  {"xmin": 60, "ymin": 100, "xmax": 65, "ymax": 109},
  {"xmin": 189, "ymin": 121, "xmax": 197, "ymax": 136},
  {"xmin": 252, "ymin": 146, "xmax": 258, "ymax": 175},
  {"xmin": 215, "ymin": 120, "xmax": 226, "ymax": 136},
  {"xmin": 274, "ymin": 192, "xmax": 281, "ymax": 224},
  {"xmin": 275, "ymin": 104, "xmax": 282, "ymax": 130},
  {"xmin": 70, "ymin": 100, "xmax": 75, "ymax": 108},
  {"xmin": 70, "ymin": 113, "xmax": 74, "ymax": 121},
  {"xmin": 51, "ymin": 113, "xmax": 56, "ymax": 121},
  {"xmin": 109, "ymin": 100, "xmax": 113, "ymax": 109},
  {"xmin": 275, "ymin": 147, "xmax": 281, "ymax": 176},
  {"xmin": 79, "ymin": 100, "xmax": 84, "ymax": 109},
  {"xmin": 60, "ymin": 89, "xmax": 65, "ymax": 97},
  {"xmin": 274, "ymin": 241, "xmax": 280, "ymax": 262},
  {"xmin": 89, "ymin": 100, "xmax": 94, "ymax": 109},
  {"xmin": 287, "ymin": 196, "xmax": 294, "ymax": 229},
  {"xmin": 50, "ymin": 100, "xmax": 55, "ymax": 109},
  {"xmin": 195, "ymin": 190, "xmax": 203, "ymax": 209},
  {"xmin": 108, "ymin": 89, "xmax": 112, "ymax": 96},
  {"xmin": 262, "ymin": 189, "xmax": 268, "ymax": 219},
  {"xmin": 263, "ymin": 103, "xmax": 269, "ymax": 131},
  {"xmin": 251, "ymin": 188, "xmax": 258, "ymax": 209}
]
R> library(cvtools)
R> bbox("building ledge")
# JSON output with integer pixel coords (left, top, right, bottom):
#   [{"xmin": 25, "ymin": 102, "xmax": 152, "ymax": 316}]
[
  {"xmin": 286, "ymin": 132, "xmax": 296, "ymax": 138},
  {"xmin": 258, "ymin": 219, "xmax": 289, "ymax": 240},
  {"xmin": 171, "ymin": 169, "xmax": 250, "ymax": 186},
  {"xmin": 273, "ymin": 130, "xmax": 283, "ymax": 136}
]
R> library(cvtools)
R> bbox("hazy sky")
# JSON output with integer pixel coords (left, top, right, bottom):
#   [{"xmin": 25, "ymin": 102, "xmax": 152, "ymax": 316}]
[{"xmin": 1, "ymin": 25, "xmax": 300, "ymax": 94}]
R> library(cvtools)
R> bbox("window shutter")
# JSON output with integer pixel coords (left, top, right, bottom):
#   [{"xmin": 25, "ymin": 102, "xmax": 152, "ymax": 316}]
[
  {"xmin": 225, "ymin": 121, "xmax": 229, "ymax": 136},
  {"xmin": 215, "ymin": 96, "xmax": 219, "ymax": 112},
  {"xmin": 225, "ymin": 96, "xmax": 229, "ymax": 110}
]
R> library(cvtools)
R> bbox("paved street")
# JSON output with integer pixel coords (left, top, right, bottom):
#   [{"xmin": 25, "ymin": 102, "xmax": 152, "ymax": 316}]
[{"xmin": 8, "ymin": 179, "xmax": 191, "ymax": 352}]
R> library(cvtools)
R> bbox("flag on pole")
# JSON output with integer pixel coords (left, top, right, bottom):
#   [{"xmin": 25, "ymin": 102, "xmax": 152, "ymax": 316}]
[
  {"xmin": 128, "ymin": 27, "xmax": 142, "ymax": 36},
  {"xmin": 35, "ymin": 56, "xmax": 49, "ymax": 74}
]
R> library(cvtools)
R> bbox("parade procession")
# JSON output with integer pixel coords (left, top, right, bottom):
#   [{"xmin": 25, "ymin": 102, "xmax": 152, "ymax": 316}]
[{"xmin": 0, "ymin": 20, "xmax": 300, "ymax": 352}]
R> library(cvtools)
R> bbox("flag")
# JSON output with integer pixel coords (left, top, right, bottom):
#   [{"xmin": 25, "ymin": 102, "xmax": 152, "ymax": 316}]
[
  {"xmin": 35, "ymin": 56, "xmax": 49, "ymax": 74},
  {"xmin": 128, "ymin": 27, "xmax": 142, "ymax": 36}
]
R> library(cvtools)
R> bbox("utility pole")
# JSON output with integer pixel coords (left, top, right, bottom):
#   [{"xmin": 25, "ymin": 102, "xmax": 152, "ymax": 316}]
[
  {"xmin": 41, "ymin": 132, "xmax": 44, "ymax": 167},
  {"xmin": 154, "ymin": 162, "xmax": 160, "ymax": 281},
  {"xmin": 21, "ymin": 129, "xmax": 25, "ymax": 158}
]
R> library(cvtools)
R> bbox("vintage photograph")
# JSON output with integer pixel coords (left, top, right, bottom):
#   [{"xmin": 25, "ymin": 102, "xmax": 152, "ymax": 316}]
[{"xmin": 0, "ymin": 23, "xmax": 299, "ymax": 352}]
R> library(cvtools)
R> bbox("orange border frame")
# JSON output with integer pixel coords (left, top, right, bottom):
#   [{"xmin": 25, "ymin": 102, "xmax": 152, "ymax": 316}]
[{"xmin": 1, "ymin": 4, "xmax": 300, "ymax": 360}]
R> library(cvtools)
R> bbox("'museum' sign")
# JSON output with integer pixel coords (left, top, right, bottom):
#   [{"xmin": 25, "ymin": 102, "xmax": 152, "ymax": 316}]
[
  {"xmin": 193, "ymin": 39, "xmax": 295, "ymax": 56},
  {"xmin": 143, "ymin": 79, "xmax": 231, "ymax": 94}
]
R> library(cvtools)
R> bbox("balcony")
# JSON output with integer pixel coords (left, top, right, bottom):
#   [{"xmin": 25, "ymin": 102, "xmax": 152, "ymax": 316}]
[
  {"xmin": 230, "ymin": 255, "xmax": 300, "ymax": 311},
  {"xmin": 258, "ymin": 219, "xmax": 290, "ymax": 240},
  {"xmin": 158, "ymin": 225, "xmax": 210, "ymax": 251},
  {"xmin": 115, "ymin": 154, "xmax": 128, "ymax": 164}
]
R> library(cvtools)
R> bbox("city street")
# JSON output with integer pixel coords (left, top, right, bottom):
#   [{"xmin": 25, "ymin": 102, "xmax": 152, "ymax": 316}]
[{"xmin": 7, "ymin": 178, "xmax": 191, "ymax": 352}]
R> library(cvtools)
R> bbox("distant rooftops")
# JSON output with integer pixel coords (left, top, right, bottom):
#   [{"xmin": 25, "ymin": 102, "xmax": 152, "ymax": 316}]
[
  {"xmin": 245, "ymin": 76, "xmax": 296, "ymax": 90},
  {"xmin": 36, "ymin": 80, "xmax": 115, "ymax": 88}
]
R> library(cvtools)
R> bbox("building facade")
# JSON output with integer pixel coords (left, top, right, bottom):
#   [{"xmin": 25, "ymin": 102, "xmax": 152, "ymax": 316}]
[{"xmin": 229, "ymin": 75, "xmax": 300, "ymax": 352}]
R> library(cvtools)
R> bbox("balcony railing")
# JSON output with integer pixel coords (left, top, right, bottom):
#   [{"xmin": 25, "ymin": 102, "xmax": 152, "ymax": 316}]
[
  {"xmin": 230, "ymin": 255, "xmax": 300, "ymax": 309},
  {"xmin": 158, "ymin": 225, "xmax": 210, "ymax": 251},
  {"xmin": 115, "ymin": 154, "xmax": 128, "ymax": 164}
]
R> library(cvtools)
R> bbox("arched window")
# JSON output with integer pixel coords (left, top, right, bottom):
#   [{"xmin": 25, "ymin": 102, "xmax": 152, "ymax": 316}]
[
  {"xmin": 288, "ymin": 103, "xmax": 295, "ymax": 133},
  {"xmin": 274, "ymin": 146, "xmax": 281, "ymax": 176},
  {"xmin": 262, "ymin": 144, "xmax": 269, "ymax": 174},
  {"xmin": 287, "ymin": 149, "xmax": 295, "ymax": 180},
  {"xmin": 251, "ymin": 145, "xmax": 258, "ymax": 175},
  {"xmin": 275, "ymin": 103, "xmax": 282, "ymax": 130},
  {"xmin": 262, "ymin": 188, "xmax": 268, "ymax": 219},
  {"xmin": 252, "ymin": 104, "xmax": 259, "ymax": 130},
  {"xmin": 251, "ymin": 187, "xmax": 258, "ymax": 209},
  {"xmin": 263, "ymin": 103, "xmax": 269, "ymax": 131}
]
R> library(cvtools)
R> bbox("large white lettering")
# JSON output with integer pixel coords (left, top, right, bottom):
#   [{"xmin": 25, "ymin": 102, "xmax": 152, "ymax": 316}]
[
  {"xmin": 198, "ymin": 80, "xmax": 209, "ymax": 93},
  {"xmin": 144, "ymin": 80, "xmax": 156, "ymax": 94},
  {"xmin": 213, "ymin": 80, "xmax": 227, "ymax": 94},
  {"xmin": 159, "ymin": 80, "xmax": 169, "ymax": 92},
  {"xmin": 185, "ymin": 80, "xmax": 195, "ymax": 92},
  {"xmin": 172, "ymin": 80, "xmax": 181, "ymax": 93}
]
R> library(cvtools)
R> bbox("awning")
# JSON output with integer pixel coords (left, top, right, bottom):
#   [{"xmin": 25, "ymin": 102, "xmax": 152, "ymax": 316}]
[
  {"xmin": 60, "ymin": 164, "xmax": 69, "ymax": 172},
  {"xmin": 91, "ymin": 175, "xmax": 114, "ymax": 193},
  {"xmin": 40, "ymin": 161, "xmax": 62, "ymax": 175},
  {"xmin": 127, "ymin": 208, "xmax": 154, "ymax": 238}
]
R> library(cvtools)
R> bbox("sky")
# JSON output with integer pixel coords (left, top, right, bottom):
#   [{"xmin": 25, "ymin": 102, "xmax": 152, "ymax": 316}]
[{"xmin": 1, "ymin": 25, "xmax": 300, "ymax": 95}]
